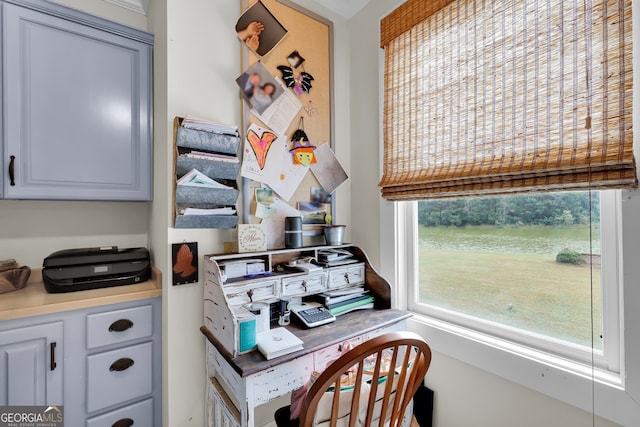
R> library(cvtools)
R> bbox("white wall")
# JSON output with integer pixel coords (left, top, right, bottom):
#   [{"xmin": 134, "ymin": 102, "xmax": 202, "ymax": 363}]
[{"xmin": 148, "ymin": 1, "xmax": 352, "ymax": 426}]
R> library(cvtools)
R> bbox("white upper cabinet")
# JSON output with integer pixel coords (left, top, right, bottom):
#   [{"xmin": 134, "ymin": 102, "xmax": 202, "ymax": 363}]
[{"xmin": 1, "ymin": 0, "xmax": 153, "ymax": 200}]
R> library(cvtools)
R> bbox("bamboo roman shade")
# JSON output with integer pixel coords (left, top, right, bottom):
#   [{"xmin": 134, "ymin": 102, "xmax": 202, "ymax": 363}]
[{"xmin": 379, "ymin": 0, "xmax": 637, "ymax": 201}]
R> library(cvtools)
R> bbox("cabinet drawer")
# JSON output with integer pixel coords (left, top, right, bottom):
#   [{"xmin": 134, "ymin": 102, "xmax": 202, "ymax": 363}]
[
  {"xmin": 87, "ymin": 342, "xmax": 153, "ymax": 412},
  {"xmin": 281, "ymin": 273, "xmax": 326, "ymax": 296},
  {"xmin": 86, "ymin": 398, "xmax": 153, "ymax": 427},
  {"xmin": 250, "ymin": 353, "xmax": 314, "ymax": 406},
  {"xmin": 313, "ymin": 336, "xmax": 363, "ymax": 372},
  {"xmin": 224, "ymin": 280, "xmax": 279, "ymax": 307},
  {"xmin": 87, "ymin": 305, "xmax": 153, "ymax": 349},
  {"xmin": 328, "ymin": 264, "xmax": 365, "ymax": 289}
]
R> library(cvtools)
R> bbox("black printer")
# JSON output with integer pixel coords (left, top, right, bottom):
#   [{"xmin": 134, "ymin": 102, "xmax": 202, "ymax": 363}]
[{"xmin": 42, "ymin": 246, "xmax": 151, "ymax": 293}]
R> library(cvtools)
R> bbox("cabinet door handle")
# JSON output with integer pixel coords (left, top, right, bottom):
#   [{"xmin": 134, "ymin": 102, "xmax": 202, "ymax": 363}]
[
  {"xmin": 112, "ymin": 418, "xmax": 134, "ymax": 427},
  {"xmin": 109, "ymin": 357, "xmax": 135, "ymax": 372},
  {"xmin": 9, "ymin": 155, "xmax": 16, "ymax": 186},
  {"xmin": 344, "ymin": 273, "xmax": 350, "ymax": 284},
  {"xmin": 109, "ymin": 319, "xmax": 134, "ymax": 332},
  {"xmin": 50, "ymin": 342, "xmax": 57, "ymax": 371}
]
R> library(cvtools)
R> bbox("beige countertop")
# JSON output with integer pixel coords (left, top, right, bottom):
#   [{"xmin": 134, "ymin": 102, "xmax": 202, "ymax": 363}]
[{"xmin": 0, "ymin": 266, "xmax": 162, "ymax": 321}]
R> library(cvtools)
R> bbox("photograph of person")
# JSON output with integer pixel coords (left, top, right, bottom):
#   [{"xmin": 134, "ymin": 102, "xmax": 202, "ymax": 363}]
[
  {"xmin": 235, "ymin": 61, "xmax": 284, "ymax": 115},
  {"xmin": 235, "ymin": 1, "xmax": 287, "ymax": 57}
]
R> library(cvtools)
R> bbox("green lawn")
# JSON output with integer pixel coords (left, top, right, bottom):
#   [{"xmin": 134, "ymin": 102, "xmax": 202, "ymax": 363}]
[{"xmin": 418, "ymin": 246, "xmax": 602, "ymax": 348}]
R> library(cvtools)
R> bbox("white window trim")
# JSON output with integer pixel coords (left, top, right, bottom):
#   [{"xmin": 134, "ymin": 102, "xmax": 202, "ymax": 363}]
[{"xmin": 380, "ymin": 194, "xmax": 640, "ymax": 425}]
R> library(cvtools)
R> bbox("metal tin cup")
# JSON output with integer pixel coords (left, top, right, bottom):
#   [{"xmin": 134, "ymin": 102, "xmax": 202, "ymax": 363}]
[
  {"xmin": 324, "ymin": 225, "xmax": 346, "ymax": 245},
  {"xmin": 284, "ymin": 216, "xmax": 303, "ymax": 248}
]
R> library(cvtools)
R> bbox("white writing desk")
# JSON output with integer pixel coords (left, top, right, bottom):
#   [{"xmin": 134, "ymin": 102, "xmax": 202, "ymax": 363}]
[{"xmin": 201, "ymin": 308, "xmax": 411, "ymax": 427}]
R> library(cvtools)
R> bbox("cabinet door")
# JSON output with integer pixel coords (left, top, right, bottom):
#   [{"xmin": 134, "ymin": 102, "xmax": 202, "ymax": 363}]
[
  {"xmin": 0, "ymin": 321, "xmax": 63, "ymax": 406},
  {"xmin": 2, "ymin": 2, "xmax": 153, "ymax": 200}
]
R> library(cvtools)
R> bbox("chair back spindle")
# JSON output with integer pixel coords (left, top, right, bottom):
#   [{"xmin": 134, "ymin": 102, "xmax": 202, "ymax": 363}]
[{"xmin": 299, "ymin": 331, "xmax": 432, "ymax": 427}]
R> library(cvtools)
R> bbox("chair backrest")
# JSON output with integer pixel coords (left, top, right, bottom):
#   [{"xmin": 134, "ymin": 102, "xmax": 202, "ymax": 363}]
[{"xmin": 299, "ymin": 331, "xmax": 432, "ymax": 427}]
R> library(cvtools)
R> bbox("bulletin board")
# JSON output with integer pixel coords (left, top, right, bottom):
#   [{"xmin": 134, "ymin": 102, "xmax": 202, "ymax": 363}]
[{"xmin": 237, "ymin": 0, "xmax": 340, "ymax": 249}]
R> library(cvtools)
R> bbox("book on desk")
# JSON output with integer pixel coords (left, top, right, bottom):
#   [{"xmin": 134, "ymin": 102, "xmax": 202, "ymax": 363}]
[
  {"xmin": 256, "ymin": 327, "xmax": 303, "ymax": 360},
  {"xmin": 306, "ymin": 286, "xmax": 374, "ymax": 316}
]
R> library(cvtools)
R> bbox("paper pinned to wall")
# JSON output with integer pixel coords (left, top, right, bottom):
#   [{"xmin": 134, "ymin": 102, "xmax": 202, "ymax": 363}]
[
  {"xmin": 241, "ymin": 124, "xmax": 308, "ymax": 202},
  {"xmin": 238, "ymin": 0, "xmax": 334, "ymax": 226},
  {"xmin": 261, "ymin": 197, "xmax": 301, "ymax": 249},
  {"xmin": 235, "ymin": 1, "xmax": 288, "ymax": 57},
  {"xmin": 252, "ymin": 78, "xmax": 302, "ymax": 135},
  {"xmin": 309, "ymin": 142, "xmax": 348, "ymax": 194}
]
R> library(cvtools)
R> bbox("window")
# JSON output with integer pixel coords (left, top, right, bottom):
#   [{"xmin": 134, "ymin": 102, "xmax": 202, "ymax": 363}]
[
  {"xmin": 409, "ymin": 190, "xmax": 621, "ymax": 371},
  {"xmin": 378, "ymin": 1, "xmax": 638, "ymax": 420},
  {"xmin": 379, "ymin": 0, "xmax": 634, "ymax": 375}
]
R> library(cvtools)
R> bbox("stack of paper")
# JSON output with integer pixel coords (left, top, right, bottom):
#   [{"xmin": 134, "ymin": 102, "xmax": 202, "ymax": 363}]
[
  {"xmin": 308, "ymin": 286, "xmax": 374, "ymax": 316},
  {"xmin": 177, "ymin": 169, "xmax": 233, "ymax": 189},
  {"xmin": 326, "ymin": 296, "xmax": 374, "ymax": 316},
  {"xmin": 316, "ymin": 249, "xmax": 359, "ymax": 267},
  {"xmin": 179, "ymin": 207, "xmax": 236, "ymax": 216},
  {"xmin": 180, "ymin": 150, "xmax": 239, "ymax": 163},
  {"xmin": 256, "ymin": 327, "xmax": 303, "ymax": 360},
  {"xmin": 182, "ymin": 115, "xmax": 238, "ymax": 136}
]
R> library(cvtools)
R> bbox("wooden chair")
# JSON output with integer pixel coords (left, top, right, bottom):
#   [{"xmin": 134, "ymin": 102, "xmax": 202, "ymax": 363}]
[{"xmin": 275, "ymin": 331, "xmax": 432, "ymax": 427}]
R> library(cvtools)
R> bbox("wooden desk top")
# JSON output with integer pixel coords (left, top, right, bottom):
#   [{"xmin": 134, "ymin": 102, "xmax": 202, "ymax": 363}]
[
  {"xmin": 201, "ymin": 308, "xmax": 411, "ymax": 377},
  {"xmin": 0, "ymin": 267, "xmax": 162, "ymax": 321}
]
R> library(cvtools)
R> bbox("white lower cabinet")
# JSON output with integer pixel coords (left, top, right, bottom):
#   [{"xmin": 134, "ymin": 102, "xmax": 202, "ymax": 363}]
[{"xmin": 0, "ymin": 297, "xmax": 161, "ymax": 426}]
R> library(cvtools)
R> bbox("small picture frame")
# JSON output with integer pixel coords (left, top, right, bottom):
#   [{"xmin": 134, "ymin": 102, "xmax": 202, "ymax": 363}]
[
  {"xmin": 172, "ymin": 242, "xmax": 198, "ymax": 285},
  {"xmin": 238, "ymin": 224, "xmax": 268, "ymax": 252}
]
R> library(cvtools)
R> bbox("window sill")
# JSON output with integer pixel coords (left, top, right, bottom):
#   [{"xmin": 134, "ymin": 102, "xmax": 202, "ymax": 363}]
[{"xmin": 408, "ymin": 313, "xmax": 639, "ymax": 426}]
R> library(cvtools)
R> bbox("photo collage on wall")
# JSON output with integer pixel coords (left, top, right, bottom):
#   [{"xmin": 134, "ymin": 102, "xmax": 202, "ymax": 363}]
[{"xmin": 234, "ymin": 0, "xmax": 348, "ymax": 249}]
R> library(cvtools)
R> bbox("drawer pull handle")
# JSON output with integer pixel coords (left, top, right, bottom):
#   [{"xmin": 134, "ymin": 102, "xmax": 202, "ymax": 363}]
[
  {"xmin": 110, "ymin": 357, "xmax": 135, "ymax": 372},
  {"xmin": 112, "ymin": 418, "xmax": 134, "ymax": 427},
  {"xmin": 50, "ymin": 342, "xmax": 57, "ymax": 371},
  {"xmin": 344, "ymin": 273, "xmax": 350, "ymax": 284},
  {"xmin": 9, "ymin": 155, "xmax": 15, "ymax": 186},
  {"xmin": 109, "ymin": 319, "xmax": 134, "ymax": 332}
]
